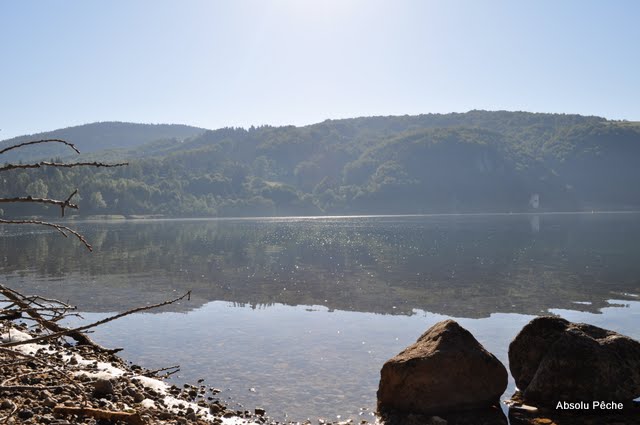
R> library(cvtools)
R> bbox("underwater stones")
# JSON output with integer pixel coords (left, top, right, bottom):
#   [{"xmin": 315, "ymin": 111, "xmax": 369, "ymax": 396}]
[
  {"xmin": 377, "ymin": 319, "xmax": 508, "ymax": 415},
  {"xmin": 509, "ymin": 316, "xmax": 640, "ymax": 405}
]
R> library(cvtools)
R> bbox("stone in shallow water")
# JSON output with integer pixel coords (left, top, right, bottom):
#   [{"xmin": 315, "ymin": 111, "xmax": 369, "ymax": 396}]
[
  {"xmin": 509, "ymin": 316, "xmax": 640, "ymax": 405},
  {"xmin": 379, "ymin": 406, "xmax": 508, "ymax": 425},
  {"xmin": 377, "ymin": 319, "xmax": 508, "ymax": 415}
]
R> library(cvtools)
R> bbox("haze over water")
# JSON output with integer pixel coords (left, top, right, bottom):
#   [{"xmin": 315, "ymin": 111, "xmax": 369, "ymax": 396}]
[{"xmin": 2, "ymin": 213, "xmax": 639, "ymax": 420}]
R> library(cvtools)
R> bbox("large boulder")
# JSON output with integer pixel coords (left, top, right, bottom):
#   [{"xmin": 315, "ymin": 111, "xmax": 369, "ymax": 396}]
[
  {"xmin": 509, "ymin": 316, "xmax": 640, "ymax": 405},
  {"xmin": 377, "ymin": 319, "xmax": 508, "ymax": 415}
]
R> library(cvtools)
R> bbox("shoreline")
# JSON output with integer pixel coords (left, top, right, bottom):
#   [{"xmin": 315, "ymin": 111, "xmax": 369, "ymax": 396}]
[
  {"xmin": 3, "ymin": 308, "xmax": 640, "ymax": 424},
  {"xmin": 0, "ymin": 319, "xmax": 274, "ymax": 425}
]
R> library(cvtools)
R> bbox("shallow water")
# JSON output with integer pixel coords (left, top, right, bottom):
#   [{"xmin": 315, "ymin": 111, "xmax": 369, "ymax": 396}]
[{"xmin": 2, "ymin": 213, "xmax": 639, "ymax": 421}]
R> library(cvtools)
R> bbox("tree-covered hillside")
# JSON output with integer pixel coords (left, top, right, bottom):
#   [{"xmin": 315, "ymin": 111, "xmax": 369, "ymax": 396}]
[
  {"xmin": 2, "ymin": 111, "xmax": 639, "ymax": 217},
  {"xmin": 0, "ymin": 122, "xmax": 205, "ymax": 163}
]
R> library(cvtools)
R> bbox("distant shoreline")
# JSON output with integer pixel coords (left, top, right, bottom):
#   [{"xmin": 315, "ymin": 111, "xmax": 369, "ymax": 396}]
[{"xmin": 41, "ymin": 209, "xmax": 640, "ymax": 223}]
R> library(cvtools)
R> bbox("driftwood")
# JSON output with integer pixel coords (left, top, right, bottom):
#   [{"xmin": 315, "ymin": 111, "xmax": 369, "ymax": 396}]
[
  {"xmin": 53, "ymin": 406, "xmax": 145, "ymax": 425},
  {"xmin": 1, "ymin": 290, "xmax": 191, "ymax": 348},
  {"xmin": 0, "ymin": 284, "xmax": 117, "ymax": 352}
]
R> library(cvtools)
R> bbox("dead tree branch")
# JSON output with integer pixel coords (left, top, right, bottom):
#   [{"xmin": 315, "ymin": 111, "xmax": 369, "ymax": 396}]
[
  {"xmin": 0, "ymin": 284, "xmax": 116, "ymax": 352},
  {"xmin": 0, "ymin": 189, "xmax": 79, "ymax": 217},
  {"xmin": 53, "ymin": 406, "xmax": 145, "ymax": 425},
  {"xmin": 0, "ymin": 160, "xmax": 128, "ymax": 172},
  {"xmin": 0, "ymin": 218, "xmax": 93, "ymax": 251},
  {"xmin": 0, "ymin": 138, "xmax": 127, "ymax": 248},
  {"xmin": 142, "ymin": 364, "xmax": 181, "ymax": 378},
  {"xmin": 0, "ymin": 291, "xmax": 191, "ymax": 348},
  {"xmin": 0, "ymin": 139, "xmax": 80, "ymax": 155}
]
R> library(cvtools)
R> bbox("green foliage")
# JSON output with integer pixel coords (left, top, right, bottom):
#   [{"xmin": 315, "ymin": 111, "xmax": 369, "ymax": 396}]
[{"xmin": 2, "ymin": 111, "xmax": 639, "ymax": 217}]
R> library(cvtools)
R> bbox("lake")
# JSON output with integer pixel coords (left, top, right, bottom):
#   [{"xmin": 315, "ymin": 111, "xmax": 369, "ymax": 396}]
[{"xmin": 1, "ymin": 213, "xmax": 639, "ymax": 421}]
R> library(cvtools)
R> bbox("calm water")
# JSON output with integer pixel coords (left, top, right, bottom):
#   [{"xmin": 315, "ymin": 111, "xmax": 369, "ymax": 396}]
[{"xmin": 1, "ymin": 213, "xmax": 640, "ymax": 421}]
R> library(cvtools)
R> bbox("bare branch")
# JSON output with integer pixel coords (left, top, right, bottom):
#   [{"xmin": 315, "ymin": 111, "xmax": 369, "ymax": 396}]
[
  {"xmin": 141, "ymin": 364, "xmax": 180, "ymax": 378},
  {"xmin": 0, "ymin": 291, "xmax": 191, "ymax": 348},
  {"xmin": 0, "ymin": 284, "xmax": 116, "ymax": 353},
  {"xmin": 0, "ymin": 139, "xmax": 80, "ymax": 155},
  {"xmin": 0, "ymin": 192, "xmax": 79, "ymax": 217},
  {"xmin": 0, "ymin": 385, "xmax": 64, "ymax": 391},
  {"xmin": 0, "ymin": 160, "xmax": 128, "ymax": 172},
  {"xmin": 0, "ymin": 218, "xmax": 92, "ymax": 251},
  {"xmin": 53, "ymin": 406, "xmax": 145, "ymax": 425}
]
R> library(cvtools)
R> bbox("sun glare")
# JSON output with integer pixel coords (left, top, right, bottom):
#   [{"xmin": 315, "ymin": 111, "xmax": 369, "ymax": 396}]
[{"xmin": 275, "ymin": 0, "xmax": 358, "ymax": 22}]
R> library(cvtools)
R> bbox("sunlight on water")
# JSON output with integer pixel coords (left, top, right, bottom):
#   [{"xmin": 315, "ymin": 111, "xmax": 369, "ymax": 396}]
[
  {"xmin": 3, "ymin": 213, "xmax": 640, "ymax": 421},
  {"xmin": 62, "ymin": 299, "xmax": 640, "ymax": 421}
]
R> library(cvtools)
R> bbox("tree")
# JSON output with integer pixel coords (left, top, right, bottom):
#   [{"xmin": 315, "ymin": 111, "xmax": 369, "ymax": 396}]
[
  {"xmin": 0, "ymin": 139, "xmax": 127, "ymax": 251},
  {"xmin": 89, "ymin": 191, "xmax": 107, "ymax": 210}
]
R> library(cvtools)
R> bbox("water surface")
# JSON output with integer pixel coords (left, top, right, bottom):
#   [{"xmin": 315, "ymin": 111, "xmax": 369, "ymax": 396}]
[{"xmin": 2, "ymin": 213, "xmax": 639, "ymax": 421}]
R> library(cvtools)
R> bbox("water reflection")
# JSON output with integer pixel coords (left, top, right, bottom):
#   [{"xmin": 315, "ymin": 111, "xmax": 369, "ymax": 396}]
[
  {"xmin": 529, "ymin": 214, "xmax": 540, "ymax": 233},
  {"xmin": 3, "ymin": 214, "xmax": 640, "ymax": 421},
  {"xmin": 1, "ymin": 214, "xmax": 638, "ymax": 318},
  {"xmin": 61, "ymin": 299, "xmax": 640, "ymax": 422}
]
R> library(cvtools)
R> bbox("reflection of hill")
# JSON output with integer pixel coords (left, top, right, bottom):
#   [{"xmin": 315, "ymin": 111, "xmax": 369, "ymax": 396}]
[{"xmin": 1, "ymin": 215, "xmax": 639, "ymax": 318}]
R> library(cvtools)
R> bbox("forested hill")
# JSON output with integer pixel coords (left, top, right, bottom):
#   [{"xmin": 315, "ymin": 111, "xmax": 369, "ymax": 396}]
[
  {"xmin": 0, "ymin": 122, "xmax": 205, "ymax": 163},
  {"xmin": 2, "ymin": 111, "xmax": 640, "ymax": 217}
]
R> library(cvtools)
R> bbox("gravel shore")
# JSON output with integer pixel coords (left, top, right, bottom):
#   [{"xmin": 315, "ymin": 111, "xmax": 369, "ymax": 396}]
[{"xmin": 0, "ymin": 320, "xmax": 276, "ymax": 425}]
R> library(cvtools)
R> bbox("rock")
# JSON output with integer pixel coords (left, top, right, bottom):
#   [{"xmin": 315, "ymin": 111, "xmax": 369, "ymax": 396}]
[
  {"xmin": 92, "ymin": 378, "xmax": 114, "ymax": 398},
  {"xmin": 509, "ymin": 317, "xmax": 640, "ymax": 405},
  {"xmin": 430, "ymin": 417, "xmax": 447, "ymax": 425},
  {"xmin": 377, "ymin": 319, "xmax": 508, "ymax": 415},
  {"xmin": 43, "ymin": 397, "xmax": 57, "ymax": 408},
  {"xmin": 17, "ymin": 409, "xmax": 34, "ymax": 420},
  {"xmin": 255, "ymin": 407, "xmax": 266, "ymax": 416},
  {"xmin": 379, "ymin": 407, "xmax": 507, "ymax": 425},
  {"xmin": 132, "ymin": 391, "xmax": 145, "ymax": 403},
  {"xmin": 210, "ymin": 403, "xmax": 223, "ymax": 414}
]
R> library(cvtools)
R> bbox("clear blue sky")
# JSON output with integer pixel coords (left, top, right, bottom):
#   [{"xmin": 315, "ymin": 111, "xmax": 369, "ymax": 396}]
[{"xmin": 1, "ymin": 0, "xmax": 639, "ymax": 140}]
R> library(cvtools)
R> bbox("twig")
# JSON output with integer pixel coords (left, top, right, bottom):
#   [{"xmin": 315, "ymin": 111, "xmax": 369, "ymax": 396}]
[
  {"xmin": 0, "ymin": 139, "xmax": 80, "ymax": 155},
  {"xmin": 0, "ymin": 219, "xmax": 92, "ymax": 251},
  {"xmin": 0, "ymin": 401, "xmax": 17, "ymax": 424},
  {"xmin": 0, "ymin": 190, "xmax": 80, "ymax": 217},
  {"xmin": 53, "ymin": 406, "xmax": 144, "ymax": 425},
  {"xmin": 0, "ymin": 359, "xmax": 32, "ymax": 367},
  {"xmin": 0, "ymin": 195, "xmax": 77, "ymax": 210},
  {"xmin": 1, "ymin": 285, "xmax": 74, "ymax": 311},
  {"xmin": 142, "ymin": 364, "xmax": 180, "ymax": 378},
  {"xmin": 0, "ymin": 284, "xmax": 111, "ymax": 352},
  {"xmin": 1, "ymin": 291, "xmax": 191, "ymax": 348},
  {"xmin": 1, "ymin": 369, "xmax": 49, "ymax": 385},
  {"xmin": 0, "ymin": 160, "xmax": 128, "ymax": 172},
  {"xmin": 25, "ymin": 294, "xmax": 74, "ymax": 309},
  {"xmin": 0, "ymin": 385, "xmax": 63, "ymax": 391}
]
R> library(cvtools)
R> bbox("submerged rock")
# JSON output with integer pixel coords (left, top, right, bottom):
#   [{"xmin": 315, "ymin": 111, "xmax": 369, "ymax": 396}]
[
  {"xmin": 379, "ymin": 407, "xmax": 508, "ymax": 425},
  {"xmin": 377, "ymin": 319, "xmax": 508, "ymax": 415},
  {"xmin": 509, "ymin": 316, "xmax": 640, "ymax": 405}
]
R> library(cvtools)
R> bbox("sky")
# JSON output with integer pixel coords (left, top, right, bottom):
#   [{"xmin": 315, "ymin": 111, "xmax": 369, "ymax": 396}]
[{"xmin": 1, "ymin": 0, "xmax": 639, "ymax": 140}]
